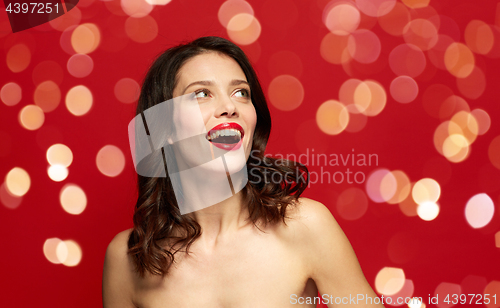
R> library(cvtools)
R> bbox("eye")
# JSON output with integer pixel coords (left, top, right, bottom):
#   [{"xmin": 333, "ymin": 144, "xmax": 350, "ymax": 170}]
[
  {"xmin": 194, "ymin": 89, "xmax": 210, "ymax": 98},
  {"xmin": 234, "ymin": 89, "xmax": 250, "ymax": 98}
]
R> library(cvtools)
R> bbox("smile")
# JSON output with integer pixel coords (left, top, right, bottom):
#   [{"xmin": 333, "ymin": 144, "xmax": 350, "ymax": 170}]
[{"xmin": 206, "ymin": 122, "xmax": 244, "ymax": 151}]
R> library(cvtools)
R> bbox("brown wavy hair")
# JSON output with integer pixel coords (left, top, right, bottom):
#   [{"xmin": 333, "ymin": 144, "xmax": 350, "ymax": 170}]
[{"xmin": 128, "ymin": 36, "xmax": 309, "ymax": 277}]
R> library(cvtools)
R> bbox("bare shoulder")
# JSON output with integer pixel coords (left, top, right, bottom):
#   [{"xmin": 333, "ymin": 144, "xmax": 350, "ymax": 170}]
[{"xmin": 103, "ymin": 228, "xmax": 138, "ymax": 308}]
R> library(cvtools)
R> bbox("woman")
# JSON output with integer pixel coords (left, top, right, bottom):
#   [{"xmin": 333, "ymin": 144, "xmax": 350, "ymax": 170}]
[{"xmin": 102, "ymin": 36, "xmax": 384, "ymax": 308}]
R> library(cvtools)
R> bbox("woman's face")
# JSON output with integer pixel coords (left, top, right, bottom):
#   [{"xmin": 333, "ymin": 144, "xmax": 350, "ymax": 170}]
[{"xmin": 171, "ymin": 52, "xmax": 257, "ymax": 173}]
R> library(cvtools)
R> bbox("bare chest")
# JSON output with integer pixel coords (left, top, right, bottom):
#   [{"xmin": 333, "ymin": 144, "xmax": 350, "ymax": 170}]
[{"xmin": 132, "ymin": 233, "xmax": 318, "ymax": 308}]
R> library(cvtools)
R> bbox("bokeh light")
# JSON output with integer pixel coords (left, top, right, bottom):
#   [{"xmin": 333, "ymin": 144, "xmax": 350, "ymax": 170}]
[
  {"xmin": 67, "ymin": 54, "xmax": 94, "ymax": 78},
  {"xmin": 1, "ymin": 82, "xmax": 22, "ymax": 106},
  {"xmin": 268, "ymin": 75, "xmax": 304, "ymax": 111},
  {"xmin": 336, "ymin": 187, "xmax": 368, "ymax": 220},
  {"xmin": 120, "ymin": 0, "xmax": 152, "ymax": 17},
  {"xmin": 320, "ymin": 33, "xmax": 351, "ymax": 65},
  {"xmin": 412, "ymin": 178, "xmax": 440, "ymax": 204},
  {"xmin": 218, "ymin": 0, "xmax": 254, "ymax": 28},
  {"xmin": 96, "ymin": 145, "xmax": 126, "ymax": 177},
  {"xmin": 125, "ymin": 15, "xmax": 158, "ymax": 43},
  {"xmin": 355, "ymin": 0, "xmax": 396, "ymax": 17},
  {"xmin": 471, "ymin": 109, "xmax": 491, "ymax": 135},
  {"xmin": 46, "ymin": 144, "xmax": 73, "ymax": 167},
  {"xmin": 7, "ymin": 44, "xmax": 31, "ymax": 73},
  {"xmin": 65, "ymin": 85, "xmax": 93, "ymax": 116},
  {"xmin": 0, "ymin": 182, "xmax": 23, "ymax": 209},
  {"xmin": 5, "ymin": 167, "xmax": 31, "ymax": 197},
  {"xmin": 417, "ymin": 201, "xmax": 440, "ymax": 221},
  {"xmin": 403, "ymin": 19, "xmax": 438, "ymax": 51},
  {"xmin": 71, "ymin": 23, "xmax": 101, "ymax": 54},
  {"xmin": 43, "ymin": 238, "xmax": 64, "ymax": 264},
  {"xmin": 389, "ymin": 44, "xmax": 426, "ymax": 77},
  {"xmin": 227, "ymin": 13, "xmax": 261, "ymax": 45},
  {"xmin": 465, "ymin": 20, "xmax": 494, "ymax": 55},
  {"xmin": 390, "ymin": 76, "xmax": 418, "ymax": 103},
  {"xmin": 378, "ymin": 2, "xmax": 410, "ymax": 36},
  {"xmin": 386, "ymin": 170, "xmax": 411, "ymax": 204},
  {"xmin": 316, "ymin": 100, "xmax": 349, "ymax": 135},
  {"xmin": 32, "ymin": 61, "xmax": 64, "ymax": 86},
  {"xmin": 19, "ymin": 105, "xmax": 45, "ymax": 130},
  {"xmin": 375, "ymin": 267, "xmax": 405, "ymax": 296},
  {"xmin": 56, "ymin": 240, "xmax": 83, "ymax": 267},
  {"xmin": 47, "ymin": 165, "xmax": 69, "ymax": 182},
  {"xmin": 489, "ymin": 136, "xmax": 500, "ymax": 170},
  {"xmin": 465, "ymin": 193, "xmax": 495, "ymax": 229},
  {"xmin": 115, "ymin": 78, "xmax": 140, "ymax": 104},
  {"xmin": 60, "ymin": 184, "xmax": 87, "ymax": 215},
  {"xmin": 34, "ymin": 81, "xmax": 61, "ymax": 112},
  {"xmin": 483, "ymin": 281, "xmax": 500, "ymax": 308},
  {"xmin": 434, "ymin": 283, "xmax": 461, "ymax": 308},
  {"xmin": 366, "ymin": 168, "xmax": 396, "ymax": 203},
  {"xmin": 347, "ymin": 29, "xmax": 381, "ymax": 63},
  {"xmin": 456, "ymin": 66, "xmax": 486, "ymax": 99},
  {"xmin": 444, "ymin": 42, "xmax": 475, "ymax": 78},
  {"xmin": 324, "ymin": 3, "xmax": 360, "ymax": 35}
]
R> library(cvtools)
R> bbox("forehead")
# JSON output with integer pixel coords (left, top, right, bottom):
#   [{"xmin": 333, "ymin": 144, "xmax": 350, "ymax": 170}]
[{"xmin": 176, "ymin": 52, "xmax": 247, "ymax": 85}]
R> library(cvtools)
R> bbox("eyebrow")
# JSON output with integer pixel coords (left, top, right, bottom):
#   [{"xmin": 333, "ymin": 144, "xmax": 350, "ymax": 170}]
[{"xmin": 182, "ymin": 79, "xmax": 249, "ymax": 94}]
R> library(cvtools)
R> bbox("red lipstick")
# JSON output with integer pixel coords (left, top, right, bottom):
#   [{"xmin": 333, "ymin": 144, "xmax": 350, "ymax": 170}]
[{"xmin": 206, "ymin": 122, "xmax": 244, "ymax": 151}]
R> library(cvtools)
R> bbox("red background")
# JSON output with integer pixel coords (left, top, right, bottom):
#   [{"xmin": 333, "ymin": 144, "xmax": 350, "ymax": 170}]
[{"xmin": 0, "ymin": 0, "xmax": 499, "ymax": 307}]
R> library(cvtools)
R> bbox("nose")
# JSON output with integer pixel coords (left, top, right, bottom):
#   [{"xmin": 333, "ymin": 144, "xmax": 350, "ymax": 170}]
[{"xmin": 214, "ymin": 93, "xmax": 238, "ymax": 118}]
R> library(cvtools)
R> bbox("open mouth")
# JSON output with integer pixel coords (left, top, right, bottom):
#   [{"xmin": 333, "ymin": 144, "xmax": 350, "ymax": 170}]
[{"xmin": 206, "ymin": 122, "xmax": 244, "ymax": 151}]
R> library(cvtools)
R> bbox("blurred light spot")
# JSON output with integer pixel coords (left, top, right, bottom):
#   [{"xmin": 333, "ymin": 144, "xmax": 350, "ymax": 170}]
[
  {"xmin": 5, "ymin": 167, "xmax": 31, "ymax": 197},
  {"xmin": 0, "ymin": 182, "xmax": 22, "ymax": 209},
  {"xmin": 385, "ymin": 279, "xmax": 414, "ymax": 306},
  {"xmin": 362, "ymin": 80, "xmax": 386, "ymax": 116},
  {"xmin": 347, "ymin": 29, "xmax": 381, "ymax": 63},
  {"xmin": 386, "ymin": 170, "xmax": 411, "ymax": 204},
  {"xmin": 408, "ymin": 297, "xmax": 425, "ymax": 308},
  {"xmin": 340, "ymin": 79, "xmax": 364, "ymax": 113},
  {"xmin": 268, "ymin": 75, "xmax": 304, "ymax": 111},
  {"xmin": 218, "ymin": 0, "xmax": 254, "ymax": 28},
  {"xmin": 344, "ymin": 112, "xmax": 367, "ymax": 133},
  {"xmin": 125, "ymin": 15, "xmax": 158, "ymax": 43},
  {"xmin": 399, "ymin": 186, "xmax": 418, "ymax": 217},
  {"xmin": 456, "ymin": 66, "xmax": 486, "ymax": 99},
  {"xmin": 403, "ymin": 19, "xmax": 438, "ymax": 51},
  {"xmin": 434, "ymin": 121, "xmax": 452, "ymax": 155},
  {"xmin": 44, "ymin": 238, "xmax": 63, "ymax": 264},
  {"xmin": 443, "ymin": 134, "xmax": 470, "ymax": 163},
  {"xmin": 60, "ymin": 25, "xmax": 78, "ymax": 55},
  {"xmin": 268, "ymin": 50, "xmax": 303, "ymax": 78},
  {"xmin": 355, "ymin": 0, "xmax": 396, "ymax": 17},
  {"xmin": 422, "ymin": 84, "xmax": 454, "ymax": 119},
  {"xmin": 461, "ymin": 275, "xmax": 488, "ymax": 296},
  {"xmin": 48, "ymin": 165, "xmax": 69, "ymax": 182},
  {"xmin": 60, "ymin": 184, "xmax": 87, "ymax": 215},
  {"xmin": 445, "ymin": 42, "xmax": 475, "ymax": 78},
  {"xmin": 19, "ymin": 105, "xmax": 44, "ymax": 130},
  {"xmin": 316, "ymin": 100, "xmax": 349, "ymax": 135},
  {"xmin": 336, "ymin": 187, "xmax": 368, "ymax": 220},
  {"xmin": 389, "ymin": 44, "xmax": 426, "ymax": 77},
  {"xmin": 145, "ymin": 0, "xmax": 170, "ymax": 5},
  {"xmin": 366, "ymin": 169, "xmax": 396, "ymax": 203},
  {"xmin": 402, "ymin": 0, "xmax": 429, "ymax": 8},
  {"xmin": 71, "ymin": 23, "xmax": 101, "ymax": 54},
  {"xmin": 465, "ymin": 193, "xmax": 495, "ymax": 229},
  {"xmin": 471, "ymin": 109, "xmax": 491, "ymax": 135},
  {"xmin": 324, "ymin": 3, "xmax": 360, "ymax": 35},
  {"xmin": 434, "ymin": 283, "xmax": 461, "ymax": 308},
  {"xmin": 375, "ymin": 267, "xmax": 405, "ymax": 296},
  {"xmin": 49, "ymin": 6, "xmax": 81, "ymax": 31},
  {"xmin": 496, "ymin": 232, "xmax": 500, "ymax": 248},
  {"xmin": 320, "ymin": 33, "xmax": 351, "ymax": 64},
  {"xmin": 440, "ymin": 95, "xmax": 470, "ymax": 121},
  {"xmin": 428, "ymin": 35, "xmax": 455, "ymax": 70},
  {"xmin": 417, "ymin": 201, "xmax": 439, "ymax": 221},
  {"xmin": 227, "ymin": 13, "xmax": 261, "ymax": 45},
  {"xmin": 465, "ymin": 20, "xmax": 494, "ymax": 55},
  {"xmin": 483, "ymin": 280, "xmax": 500, "ymax": 308},
  {"xmin": 115, "ymin": 78, "xmax": 140, "ymax": 104},
  {"xmin": 1, "ymin": 82, "xmax": 22, "ymax": 106},
  {"xmin": 390, "ymin": 76, "xmax": 418, "ymax": 103},
  {"xmin": 67, "ymin": 54, "xmax": 94, "ymax": 78},
  {"xmin": 96, "ymin": 145, "xmax": 126, "ymax": 177},
  {"xmin": 412, "ymin": 178, "xmax": 440, "ymax": 204},
  {"xmin": 34, "ymin": 81, "xmax": 61, "ymax": 112},
  {"xmin": 47, "ymin": 144, "xmax": 73, "ymax": 167},
  {"xmin": 66, "ymin": 85, "xmax": 93, "ymax": 116},
  {"xmin": 121, "ymin": 0, "xmax": 152, "ymax": 17},
  {"xmin": 32, "ymin": 61, "xmax": 64, "ymax": 86},
  {"xmin": 489, "ymin": 136, "xmax": 500, "ymax": 170},
  {"xmin": 378, "ymin": 2, "xmax": 410, "ymax": 36},
  {"xmin": 449, "ymin": 111, "xmax": 478, "ymax": 145},
  {"xmin": 7, "ymin": 44, "xmax": 31, "ymax": 73},
  {"xmin": 56, "ymin": 240, "xmax": 82, "ymax": 266}
]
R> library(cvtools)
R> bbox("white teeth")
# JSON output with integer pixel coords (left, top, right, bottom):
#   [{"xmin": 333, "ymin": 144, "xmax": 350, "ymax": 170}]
[{"xmin": 207, "ymin": 128, "xmax": 242, "ymax": 140}]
